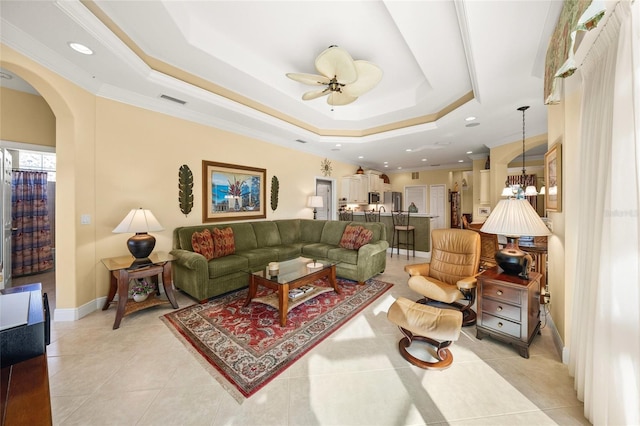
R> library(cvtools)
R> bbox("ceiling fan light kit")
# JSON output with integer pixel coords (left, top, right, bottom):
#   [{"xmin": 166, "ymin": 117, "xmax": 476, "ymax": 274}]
[{"xmin": 287, "ymin": 45, "xmax": 382, "ymax": 106}]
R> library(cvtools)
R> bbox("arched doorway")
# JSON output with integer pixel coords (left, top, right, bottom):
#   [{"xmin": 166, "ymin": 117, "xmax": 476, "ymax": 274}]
[{"xmin": 1, "ymin": 49, "xmax": 85, "ymax": 319}]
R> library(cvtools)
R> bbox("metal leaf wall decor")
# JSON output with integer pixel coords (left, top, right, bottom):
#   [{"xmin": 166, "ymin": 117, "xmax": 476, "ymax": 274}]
[
  {"xmin": 271, "ymin": 175, "xmax": 279, "ymax": 211},
  {"xmin": 178, "ymin": 164, "xmax": 194, "ymax": 216}
]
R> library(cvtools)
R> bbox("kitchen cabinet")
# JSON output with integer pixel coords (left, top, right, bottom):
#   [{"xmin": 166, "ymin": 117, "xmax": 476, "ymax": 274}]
[
  {"xmin": 367, "ymin": 174, "xmax": 383, "ymax": 193},
  {"xmin": 342, "ymin": 175, "xmax": 368, "ymax": 204}
]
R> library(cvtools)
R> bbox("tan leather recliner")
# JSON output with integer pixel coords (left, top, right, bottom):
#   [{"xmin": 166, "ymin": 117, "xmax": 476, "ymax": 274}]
[{"xmin": 404, "ymin": 228, "xmax": 481, "ymax": 326}]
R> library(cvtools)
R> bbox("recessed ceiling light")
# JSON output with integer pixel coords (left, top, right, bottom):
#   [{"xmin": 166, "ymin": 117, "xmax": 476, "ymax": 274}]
[
  {"xmin": 384, "ymin": 165, "xmax": 389, "ymax": 168},
  {"xmin": 421, "ymin": 158, "xmax": 427, "ymax": 162},
  {"xmin": 466, "ymin": 151, "xmax": 473, "ymax": 154},
  {"xmin": 68, "ymin": 42, "xmax": 93, "ymax": 55},
  {"xmin": 358, "ymin": 156, "xmax": 364, "ymax": 159},
  {"xmin": 397, "ymin": 166, "xmax": 402, "ymax": 170},
  {"xmin": 384, "ymin": 161, "xmax": 388, "ymax": 164},
  {"xmin": 465, "ymin": 116, "xmax": 476, "ymax": 121},
  {"xmin": 405, "ymin": 149, "xmax": 412, "ymax": 152},
  {"xmin": 336, "ymin": 143, "xmax": 342, "ymax": 147},
  {"xmin": 458, "ymin": 160, "xmax": 464, "ymax": 163}
]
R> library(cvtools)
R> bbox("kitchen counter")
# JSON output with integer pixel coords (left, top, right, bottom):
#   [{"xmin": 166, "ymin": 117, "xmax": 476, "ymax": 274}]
[{"xmin": 349, "ymin": 212, "xmax": 435, "ymax": 253}]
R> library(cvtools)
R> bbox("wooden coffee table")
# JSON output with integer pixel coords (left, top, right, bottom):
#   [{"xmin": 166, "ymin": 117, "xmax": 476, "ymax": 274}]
[{"xmin": 243, "ymin": 258, "xmax": 340, "ymax": 326}]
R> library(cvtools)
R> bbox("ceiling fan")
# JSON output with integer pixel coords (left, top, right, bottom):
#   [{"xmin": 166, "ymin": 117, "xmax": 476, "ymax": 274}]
[{"xmin": 286, "ymin": 45, "xmax": 383, "ymax": 106}]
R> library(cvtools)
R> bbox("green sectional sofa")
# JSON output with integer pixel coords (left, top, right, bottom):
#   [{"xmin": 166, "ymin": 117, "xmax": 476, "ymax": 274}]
[{"xmin": 171, "ymin": 219, "xmax": 389, "ymax": 301}]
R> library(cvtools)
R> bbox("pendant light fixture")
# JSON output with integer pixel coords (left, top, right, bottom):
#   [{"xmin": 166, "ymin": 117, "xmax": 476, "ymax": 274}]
[{"xmin": 518, "ymin": 106, "xmax": 538, "ymax": 196}]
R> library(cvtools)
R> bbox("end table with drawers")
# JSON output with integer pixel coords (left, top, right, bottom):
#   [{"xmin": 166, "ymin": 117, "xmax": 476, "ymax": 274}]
[{"xmin": 476, "ymin": 266, "xmax": 542, "ymax": 358}]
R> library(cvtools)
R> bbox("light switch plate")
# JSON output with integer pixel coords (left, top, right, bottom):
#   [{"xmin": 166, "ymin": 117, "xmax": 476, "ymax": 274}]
[{"xmin": 80, "ymin": 214, "xmax": 91, "ymax": 225}]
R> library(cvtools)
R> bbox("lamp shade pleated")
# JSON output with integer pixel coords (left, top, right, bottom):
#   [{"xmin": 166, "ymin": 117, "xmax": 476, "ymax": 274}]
[
  {"xmin": 113, "ymin": 208, "xmax": 164, "ymax": 233},
  {"xmin": 480, "ymin": 199, "xmax": 550, "ymax": 237}
]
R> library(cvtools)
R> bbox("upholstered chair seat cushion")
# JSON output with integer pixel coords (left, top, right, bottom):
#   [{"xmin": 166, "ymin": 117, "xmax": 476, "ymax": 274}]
[
  {"xmin": 408, "ymin": 275, "xmax": 463, "ymax": 304},
  {"xmin": 387, "ymin": 297, "xmax": 462, "ymax": 342}
]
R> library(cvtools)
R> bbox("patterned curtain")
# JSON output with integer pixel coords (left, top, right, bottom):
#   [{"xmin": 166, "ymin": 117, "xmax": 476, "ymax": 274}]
[
  {"xmin": 544, "ymin": 0, "xmax": 606, "ymax": 104},
  {"xmin": 507, "ymin": 174, "xmax": 537, "ymax": 211},
  {"xmin": 11, "ymin": 171, "xmax": 54, "ymax": 276}
]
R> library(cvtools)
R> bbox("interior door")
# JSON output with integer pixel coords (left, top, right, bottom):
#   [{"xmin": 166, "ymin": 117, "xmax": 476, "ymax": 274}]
[
  {"xmin": 2, "ymin": 149, "xmax": 12, "ymax": 288},
  {"xmin": 429, "ymin": 184, "xmax": 446, "ymax": 229},
  {"xmin": 315, "ymin": 179, "xmax": 333, "ymax": 220}
]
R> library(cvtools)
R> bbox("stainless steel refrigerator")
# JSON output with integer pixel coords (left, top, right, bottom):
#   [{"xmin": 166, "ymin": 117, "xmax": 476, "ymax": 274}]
[{"xmin": 383, "ymin": 191, "xmax": 402, "ymax": 212}]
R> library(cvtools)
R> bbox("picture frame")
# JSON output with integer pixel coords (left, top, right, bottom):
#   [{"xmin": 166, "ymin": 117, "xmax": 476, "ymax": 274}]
[
  {"xmin": 478, "ymin": 206, "xmax": 491, "ymax": 216},
  {"xmin": 544, "ymin": 142, "xmax": 562, "ymax": 212},
  {"xmin": 202, "ymin": 161, "xmax": 266, "ymax": 222}
]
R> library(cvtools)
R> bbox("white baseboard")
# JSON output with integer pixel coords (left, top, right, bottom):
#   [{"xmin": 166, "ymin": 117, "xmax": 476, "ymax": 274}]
[
  {"xmin": 542, "ymin": 307, "xmax": 569, "ymax": 363},
  {"xmin": 53, "ymin": 296, "xmax": 106, "ymax": 321},
  {"xmin": 53, "ymin": 289, "xmax": 168, "ymax": 322}
]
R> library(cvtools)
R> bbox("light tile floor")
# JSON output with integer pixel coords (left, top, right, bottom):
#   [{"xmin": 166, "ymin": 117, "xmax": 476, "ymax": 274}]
[{"xmin": 37, "ymin": 256, "xmax": 589, "ymax": 425}]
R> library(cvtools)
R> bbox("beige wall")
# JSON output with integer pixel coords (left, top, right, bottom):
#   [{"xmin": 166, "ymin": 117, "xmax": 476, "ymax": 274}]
[
  {"xmin": 0, "ymin": 87, "xmax": 56, "ymax": 146},
  {"xmin": 0, "ymin": 44, "xmax": 355, "ymax": 315}
]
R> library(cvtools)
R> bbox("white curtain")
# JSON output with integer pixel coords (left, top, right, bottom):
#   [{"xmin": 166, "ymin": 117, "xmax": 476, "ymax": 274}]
[{"xmin": 569, "ymin": 1, "xmax": 640, "ymax": 425}]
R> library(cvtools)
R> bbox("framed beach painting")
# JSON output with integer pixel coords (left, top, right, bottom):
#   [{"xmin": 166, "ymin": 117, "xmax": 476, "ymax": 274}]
[
  {"xmin": 202, "ymin": 161, "xmax": 266, "ymax": 222},
  {"xmin": 544, "ymin": 142, "xmax": 562, "ymax": 212}
]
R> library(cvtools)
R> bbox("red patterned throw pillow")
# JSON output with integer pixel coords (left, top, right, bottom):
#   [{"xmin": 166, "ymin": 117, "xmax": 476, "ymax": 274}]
[
  {"xmin": 353, "ymin": 228, "xmax": 373, "ymax": 249},
  {"xmin": 212, "ymin": 227, "xmax": 235, "ymax": 258},
  {"xmin": 191, "ymin": 229, "xmax": 214, "ymax": 260},
  {"xmin": 339, "ymin": 225, "xmax": 363, "ymax": 250}
]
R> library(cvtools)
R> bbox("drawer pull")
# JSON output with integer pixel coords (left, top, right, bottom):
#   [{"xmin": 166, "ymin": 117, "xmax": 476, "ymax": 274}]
[
  {"xmin": 497, "ymin": 306, "xmax": 503, "ymax": 312},
  {"xmin": 496, "ymin": 290, "xmax": 503, "ymax": 296},
  {"xmin": 498, "ymin": 322, "xmax": 503, "ymax": 328}
]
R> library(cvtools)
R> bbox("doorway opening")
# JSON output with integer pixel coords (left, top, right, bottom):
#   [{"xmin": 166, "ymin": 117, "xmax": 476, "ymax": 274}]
[{"xmin": 1, "ymin": 142, "xmax": 56, "ymax": 310}]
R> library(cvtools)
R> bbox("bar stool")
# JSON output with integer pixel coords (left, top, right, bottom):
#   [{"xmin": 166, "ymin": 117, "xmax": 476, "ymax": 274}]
[
  {"xmin": 339, "ymin": 211, "xmax": 353, "ymax": 221},
  {"xmin": 391, "ymin": 211, "xmax": 415, "ymax": 259},
  {"xmin": 365, "ymin": 210, "xmax": 380, "ymax": 222}
]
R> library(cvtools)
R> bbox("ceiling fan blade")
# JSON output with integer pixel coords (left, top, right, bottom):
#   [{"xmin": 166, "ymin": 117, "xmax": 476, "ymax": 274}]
[
  {"xmin": 315, "ymin": 46, "xmax": 357, "ymax": 84},
  {"xmin": 286, "ymin": 73, "xmax": 330, "ymax": 86},
  {"xmin": 327, "ymin": 91, "xmax": 358, "ymax": 106},
  {"xmin": 342, "ymin": 61, "xmax": 383, "ymax": 97},
  {"xmin": 302, "ymin": 88, "xmax": 330, "ymax": 100}
]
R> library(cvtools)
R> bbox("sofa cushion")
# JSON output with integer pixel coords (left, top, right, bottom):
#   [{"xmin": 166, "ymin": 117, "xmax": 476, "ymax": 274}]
[
  {"xmin": 300, "ymin": 220, "xmax": 326, "ymax": 242},
  {"xmin": 235, "ymin": 248, "xmax": 277, "ymax": 268},
  {"xmin": 321, "ymin": 221, "xmax": 349, "ymax": 245},
  {"xmin": 354, "ymin": 227, "xmax": 373, "ymax": 249},
  {"xmin": 208, "ymin": 254, "xmax": 249, "ymax": 278},
  {"xmin": 212, "ymin": 227, "xmax": 235, "ymax": 258},
  {"xmin": 339, "ymin": 225, "xmax": 363, "ymax": 250},
  {"xmin": 275, "ymin": 219, "xmax": 301, "ymax": 244},
  {"xmin": 191, "ymin": 229, "xmax": 214, "ymax": 260},
  {"xmin": 270, "ymin": 244, "xmax": 303, "ymax": 261},
  {"xmin": 222, "ymin": 223, "xmax": 257, "ymax": 252},
  {"xmin": 302, "ymin": 243, "xmax": 333, "ymax": 259},
  {"xmin": 359, "ymin": 222, "xmax": 384, "ymax": 242},
  {"xmin": 252, "ymin": 221, "xmax": 282, "ymax": 247}
]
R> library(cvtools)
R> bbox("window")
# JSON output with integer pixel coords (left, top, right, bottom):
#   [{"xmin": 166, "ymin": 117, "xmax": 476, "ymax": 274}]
[
  {"xmin": 17, "ymin": 150, "xmax": 56, "ymax": 182},
  {"xmin": 405, "ymin": 186, "xmax": 427, "ymax": 213}
]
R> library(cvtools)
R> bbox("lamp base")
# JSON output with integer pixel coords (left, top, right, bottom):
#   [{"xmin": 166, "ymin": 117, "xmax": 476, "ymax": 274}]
[
  {"xmin": 127, "ymin": 233, "xmax": 156, "ymax": 260},
  {"xmin": 495, "ymin": 236, "xmax": 532, "ymax": 279}
]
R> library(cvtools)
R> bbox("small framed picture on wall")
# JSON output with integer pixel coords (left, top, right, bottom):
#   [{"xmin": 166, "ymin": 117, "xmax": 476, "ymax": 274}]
[
  {"xmin": 478, "ymin": 206, "xmax": 491, "ymax": 216},
  {"xmin": 545, "ymin": 142, "xmax": 562, "ymax": 212}
]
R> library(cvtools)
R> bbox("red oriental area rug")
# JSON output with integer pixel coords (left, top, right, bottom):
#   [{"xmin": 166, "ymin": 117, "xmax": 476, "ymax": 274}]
[{"xmin": 162, "ymin": 278, "xmax": 392, "ymax": 401}]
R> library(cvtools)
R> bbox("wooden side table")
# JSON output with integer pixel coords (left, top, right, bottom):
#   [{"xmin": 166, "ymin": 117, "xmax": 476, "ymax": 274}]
[
  {"xmin": 101, "ymin": 252, "xmax": 179, "ymax": 329},
  {"xmin": 476, "ymin": 266, "xmax": 541, "ymax": 358}
]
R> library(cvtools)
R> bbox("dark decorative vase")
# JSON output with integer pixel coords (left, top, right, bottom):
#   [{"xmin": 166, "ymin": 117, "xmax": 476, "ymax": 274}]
[
  {"xmin": 127, "ymin": 233, "xmax": 156, "ymax": 259},
  {"xmin": 495, "ymin": 237, "xmax": 532, "ymax": 279}
]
